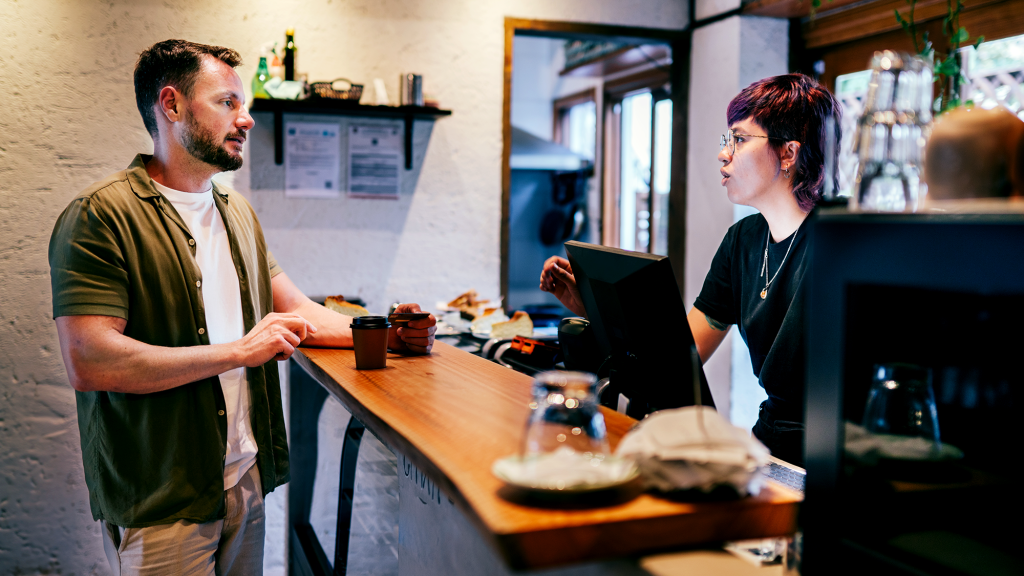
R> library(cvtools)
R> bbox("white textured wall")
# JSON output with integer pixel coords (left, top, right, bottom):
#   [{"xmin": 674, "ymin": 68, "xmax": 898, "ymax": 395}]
[
  {"xmin": 686, "ymin": 13, "xmax": 789, "ymax": 425},
  {"xmin": 687, "ymin": 17, "xmax": 743, "ymax": 416},
  {"xmin": 0, "ymin": 1, "xmax": 688, "ymax": 574},
  {"xmin": 695, "ymin": 0, "xmax": 741, "ymax": 22}
]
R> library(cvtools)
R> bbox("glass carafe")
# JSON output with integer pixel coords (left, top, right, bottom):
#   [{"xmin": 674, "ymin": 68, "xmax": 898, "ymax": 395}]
[{"xmin": 862, "ymin": 363, "xmax": 941, "ymax": 448}]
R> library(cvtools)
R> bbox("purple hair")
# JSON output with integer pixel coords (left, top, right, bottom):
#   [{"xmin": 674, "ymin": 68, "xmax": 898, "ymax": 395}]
[{"xmin": 727, "ymin": 74, "xmax": 841, "ymax": 211}]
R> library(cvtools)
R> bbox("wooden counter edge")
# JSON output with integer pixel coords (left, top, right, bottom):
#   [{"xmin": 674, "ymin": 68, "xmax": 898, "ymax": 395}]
[
  {"xmin": 291, "ymin": 346, "xmax": 800, "ymax": 570},
  {"xmin": 495, "ymin": 493, "xmax": 799, "ymax": 570},
  {"xmin": 291, "ymin": 348, "xmax": 504, "ymax": 549}
]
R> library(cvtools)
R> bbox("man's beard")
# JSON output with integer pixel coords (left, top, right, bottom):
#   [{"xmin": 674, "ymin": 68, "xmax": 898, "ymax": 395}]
[{"xmin": 182, "ymin": 112, "xmax": 245, "ymax": 172}]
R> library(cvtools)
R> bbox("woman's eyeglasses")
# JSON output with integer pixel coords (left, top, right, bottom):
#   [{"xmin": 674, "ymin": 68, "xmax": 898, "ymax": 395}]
[{"xmin": 719, "ymin": 129, "xmax": 786, "ymax": 156}]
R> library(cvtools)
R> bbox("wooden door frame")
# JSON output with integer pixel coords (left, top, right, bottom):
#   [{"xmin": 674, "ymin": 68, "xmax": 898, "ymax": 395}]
[{"xmin": 501, "ymin": 17, "xmax": 689, "ymax": 303}]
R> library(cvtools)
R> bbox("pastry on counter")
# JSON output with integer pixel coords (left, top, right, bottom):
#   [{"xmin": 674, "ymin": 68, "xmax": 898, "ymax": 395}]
[{"xmin": 325, "ymin": 295, "xmax": 370, "ymax": 317}]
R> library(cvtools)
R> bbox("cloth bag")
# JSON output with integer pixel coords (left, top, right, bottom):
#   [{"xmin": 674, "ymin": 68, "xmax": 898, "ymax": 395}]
[{"xmin": 615, "ymin": 406, "xmax": 770, "ymax": 496}]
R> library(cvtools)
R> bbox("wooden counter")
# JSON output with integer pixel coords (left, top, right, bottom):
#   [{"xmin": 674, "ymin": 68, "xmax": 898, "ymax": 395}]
[{"xmin": 293, "ymin": 342, "xmax": 800, "ymax": 570}]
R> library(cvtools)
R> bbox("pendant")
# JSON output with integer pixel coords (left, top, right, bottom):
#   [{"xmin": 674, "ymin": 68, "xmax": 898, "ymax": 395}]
[{"xmin": 760, "ymin": 288, "xmax": 767, "ymax": 299}]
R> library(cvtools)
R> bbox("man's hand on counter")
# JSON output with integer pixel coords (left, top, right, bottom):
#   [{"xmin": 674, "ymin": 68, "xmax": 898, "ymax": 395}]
[{"xmin": 388, "ymin": 302, "xmax": 437, "ymax": 355}]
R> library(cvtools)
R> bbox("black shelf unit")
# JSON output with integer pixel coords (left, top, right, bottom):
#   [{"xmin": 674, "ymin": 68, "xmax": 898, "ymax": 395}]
[
  {"xmin": 249, "ymin": 98, "xmax": 452, "ymax": 169},
  {"xmin": 803, "ymin": 210, "xmax": 1024, "ymax": 575}
]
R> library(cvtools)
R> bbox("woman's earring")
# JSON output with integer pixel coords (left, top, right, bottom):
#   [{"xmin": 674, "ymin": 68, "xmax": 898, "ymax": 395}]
[{"xmin": 783, "ymin": 166, "xmax": 791, "ymax": 178}]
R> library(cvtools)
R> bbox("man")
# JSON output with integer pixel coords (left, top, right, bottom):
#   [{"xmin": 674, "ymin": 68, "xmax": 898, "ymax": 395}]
[{"xmin": 48, "ymin": 39, "xmax": 436, "ymax": 574}]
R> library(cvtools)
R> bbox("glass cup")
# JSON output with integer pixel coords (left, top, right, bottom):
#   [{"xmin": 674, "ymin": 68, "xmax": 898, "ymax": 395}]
[
  {"xmin": 516, "ymin": 371, "xmax": 619, "ymax": 488},
  {"xmin": 852, "ymin": 51, "xmax": 931, "ymax": 212},
  {"xmin": 862, "ymin": 363, "xmax": 941, "ymax": 448},
  {"xmin": 523, "ymin": 371, "xmax": 608, "ymax": 457}
]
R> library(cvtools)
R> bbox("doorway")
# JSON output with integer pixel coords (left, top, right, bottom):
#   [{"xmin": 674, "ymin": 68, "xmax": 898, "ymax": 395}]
[{"xmin": 501, "ymin": 18, "xmax": 688, "ymax": 312}]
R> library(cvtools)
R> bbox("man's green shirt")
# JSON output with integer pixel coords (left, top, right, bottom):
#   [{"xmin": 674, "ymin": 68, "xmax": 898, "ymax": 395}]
[{"xmin": 49, "ymin": 155, "xmax": 289, "ymax": 527}]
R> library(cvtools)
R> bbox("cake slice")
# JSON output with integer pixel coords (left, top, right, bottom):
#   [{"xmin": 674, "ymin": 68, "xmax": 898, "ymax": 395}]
[
  {"xmin": 324, "ymin": 295, "xmax": 370, "ymax": 317},
  {"xmin": 490, "ymin": 311, "xmax": 533, "ymax": 340}
]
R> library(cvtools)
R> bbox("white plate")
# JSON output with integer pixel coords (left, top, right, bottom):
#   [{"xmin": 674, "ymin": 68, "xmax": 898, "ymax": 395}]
[{"xmin": 492, "ymin": 454, "xmax": 640, "ymax": 493}]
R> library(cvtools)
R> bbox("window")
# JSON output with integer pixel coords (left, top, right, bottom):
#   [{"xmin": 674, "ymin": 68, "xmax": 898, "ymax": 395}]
[
  {"xmin": 564, "ymin": 101, "xmax": 598, "ymax": 160},
  {"xmin": 830, "ymin": 32, "xmax": 1024, "ymax": 200},
  {"xmin": 613, "ymin": 88, "xmax": 672, "ymax": 255},
  {"xmin": 962, "ymin": 33, "xmax": 1024, "ymax": 116},
  {"xmin": 833, "ymin": 70, "xmax": 872, "ymax": 198},
  {"xmin": 554, "ymin": 90, "xmax": 598, "ymax": 160}
]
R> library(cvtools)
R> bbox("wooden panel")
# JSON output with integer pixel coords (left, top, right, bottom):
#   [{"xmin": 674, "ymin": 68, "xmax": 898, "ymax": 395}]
[
  {"xmin": 957, "ymin": 0, "xmax": 1024, "ymax": 45},
  {"xmin": 809, "ymin": 0, "xmax": 1024, "ymax": 92},
  {"xmin": 561, "ymin": 45, "xmax": 671, "ymax": 78},
  {"xmin": 501, "ymin": 19, "xmax": 514, "ymax": 305},
  {"xmin": 293, "ymin": 343, "xmax": 800, "ymax": 570},
  {"xmin": 802, "ymin": 0, "xmax": 1002, "ymax": 49},
  {"xmin": 668, "ymin": 35, "xmax": 691, "ymax": 315},
  {"xmin": 742, "ymin": 0, "xmax": 865, "ymax": 19},
  {"xmin": 604, "ymin": 68, "xmax": 672, "ymax": 98},
  {"xmin": 506, "ymin": 18, "xmax": 685, "ymax": 44}
]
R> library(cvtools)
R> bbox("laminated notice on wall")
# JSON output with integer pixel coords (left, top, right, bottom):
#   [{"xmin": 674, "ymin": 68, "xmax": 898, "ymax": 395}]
[
  {"xmin": 347, "ymin": 124, "xmax": 401, "ymax": 199},
  {"xmin": 285, "ymin": 121, "xmax": 341, "ymax": 198}
]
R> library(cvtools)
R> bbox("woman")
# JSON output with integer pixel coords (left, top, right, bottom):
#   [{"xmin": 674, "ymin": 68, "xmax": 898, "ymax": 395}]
[{"xmin": 540, "ymin": 74, "xmax": 841, "ymax": 465}]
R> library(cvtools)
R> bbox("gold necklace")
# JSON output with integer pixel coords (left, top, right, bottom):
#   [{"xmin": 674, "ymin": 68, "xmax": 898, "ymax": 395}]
[{"xmin": 760, "ymin": 227, "xmax": 797, "ymax": 299}]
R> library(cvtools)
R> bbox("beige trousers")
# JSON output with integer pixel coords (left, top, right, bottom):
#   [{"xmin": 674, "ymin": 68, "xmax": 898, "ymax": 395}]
[{"xmin": 101, "ymin": 464, "xmax": 265, "ymax": 576}]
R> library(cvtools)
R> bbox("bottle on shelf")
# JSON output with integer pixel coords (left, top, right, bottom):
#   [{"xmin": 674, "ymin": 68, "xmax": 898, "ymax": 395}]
[
  {"xmin": 269, "ymin": 43, "xmax": 285, "ymax": 81},
  {"xmin": 284, "ymin": 28, "xmax": 297, "ymax": 81},
  {"xmin": 252, "ymin": 46, "xmax": 271, "ymax": 100}
]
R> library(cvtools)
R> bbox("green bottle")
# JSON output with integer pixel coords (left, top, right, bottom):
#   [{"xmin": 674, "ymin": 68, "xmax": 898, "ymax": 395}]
[{"xmin": 252, "ymin": 52, "xmax": 270, "ymax": 99}]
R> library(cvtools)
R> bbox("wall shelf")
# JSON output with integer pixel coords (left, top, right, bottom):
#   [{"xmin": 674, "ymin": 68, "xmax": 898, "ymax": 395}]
[{"xmin": 249, "ymin": 99, "xmax": 452, "ymax": 169}]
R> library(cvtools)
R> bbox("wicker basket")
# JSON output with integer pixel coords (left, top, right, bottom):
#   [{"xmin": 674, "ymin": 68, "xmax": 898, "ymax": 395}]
[{"xmin": 310, "ymin": 78, "xmax": 364, "ymax": 101}]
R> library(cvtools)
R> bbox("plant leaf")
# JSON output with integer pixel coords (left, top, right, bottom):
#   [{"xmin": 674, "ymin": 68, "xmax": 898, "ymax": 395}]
[
  {"xmin": 973, "ymin": 35, "xmax": 985, "ymax": 49},
  {"xmin": 937, "ymin": 57, "xmax": 959, "ymax": 76},
  {"xmin": 955, "ymin": 26, "xmax": 969, "ymax": 44}
]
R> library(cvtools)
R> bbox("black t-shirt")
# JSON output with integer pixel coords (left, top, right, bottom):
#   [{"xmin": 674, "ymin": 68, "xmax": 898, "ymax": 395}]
[{"xmin": 694, "ymin": 213, "xmax": 808, "ymax": 422}]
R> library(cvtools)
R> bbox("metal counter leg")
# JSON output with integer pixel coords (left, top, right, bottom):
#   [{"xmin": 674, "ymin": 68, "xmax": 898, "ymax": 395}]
[{"xmin": 333, "ymin": 417, "xmax": 365, "ymax": 574}]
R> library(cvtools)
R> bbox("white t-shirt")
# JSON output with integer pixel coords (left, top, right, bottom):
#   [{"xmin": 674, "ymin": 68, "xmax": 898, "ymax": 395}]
[{"xmin": 153, "ymin": 179, "xmax": 258, "ymax": 491}]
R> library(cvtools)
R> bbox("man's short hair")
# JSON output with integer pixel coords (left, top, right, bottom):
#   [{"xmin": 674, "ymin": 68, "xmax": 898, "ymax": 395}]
[
  {"xmin": 727, "ymin": 74, "xmax": 842, "ymax": 211},
  {"xmin": 134, "ymin": 39, "xmax": 242, "ymax": 137}
]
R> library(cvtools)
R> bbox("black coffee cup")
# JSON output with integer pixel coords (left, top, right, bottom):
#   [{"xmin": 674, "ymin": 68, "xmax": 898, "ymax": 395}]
[{"xmin": 351, "ymin": 316, "xmax": 391, "ymax": 369}]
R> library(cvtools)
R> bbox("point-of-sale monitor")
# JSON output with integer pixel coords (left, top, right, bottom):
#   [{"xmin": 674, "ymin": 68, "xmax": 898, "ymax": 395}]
[{"xmin": 564, "ymin": 241, "xmax": 715, "ymax": 418}]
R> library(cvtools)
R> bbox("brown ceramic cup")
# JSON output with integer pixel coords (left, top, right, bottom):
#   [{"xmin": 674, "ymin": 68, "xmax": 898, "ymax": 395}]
[{"xmin": 351, "ymin": 316, "xmax": 391, "ymax": 370}]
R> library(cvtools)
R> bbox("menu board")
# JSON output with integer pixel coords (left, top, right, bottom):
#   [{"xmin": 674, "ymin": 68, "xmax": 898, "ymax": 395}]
[
  {"xmin": 284, "ymin": 121, "xmax": 341, "ymax": 198},
  {"xmin": 347, "ymin": 124, "xmax": 401, "ymax": 199}
]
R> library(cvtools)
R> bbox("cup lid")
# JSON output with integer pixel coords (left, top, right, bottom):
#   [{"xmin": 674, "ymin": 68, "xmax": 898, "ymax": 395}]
[{"xmin": 351, "ymin": 315, "xmax": 390, "ymax": 329}]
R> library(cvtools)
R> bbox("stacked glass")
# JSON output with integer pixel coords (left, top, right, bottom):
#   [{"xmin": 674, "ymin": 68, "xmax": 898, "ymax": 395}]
[{"xmin": 852, "ymin": 51, "xmax": 934, "ymax": 212}]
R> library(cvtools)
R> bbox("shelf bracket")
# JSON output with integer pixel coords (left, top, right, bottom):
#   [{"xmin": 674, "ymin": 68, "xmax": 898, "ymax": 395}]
[
  {"xmin": 404, "ymin": 114, "xmax": 414, "ymax": 171},
  {"xmin": 274, "ymin": 109, "xmax": 284, "ymax": 165}
]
